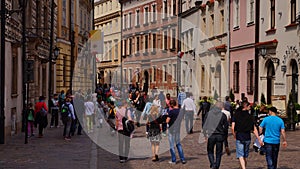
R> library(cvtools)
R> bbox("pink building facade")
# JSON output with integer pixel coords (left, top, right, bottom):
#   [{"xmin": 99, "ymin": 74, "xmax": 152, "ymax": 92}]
[{"xmin": 230, "ymin": 0, "xmax": 256, "ymax": 103}]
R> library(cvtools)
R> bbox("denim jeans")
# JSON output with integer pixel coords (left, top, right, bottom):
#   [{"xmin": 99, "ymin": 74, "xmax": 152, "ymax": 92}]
[
  {"xmin": 264, "ymin": 142, "xmax": 280, "ymax": 169},
  {"xmin": 185, "ymin": 111, "xmax": 194, "ymax": 133},
  {"xmin": 63, "ymin": 117, "xmax": 72, "ymax": 137},
  {"xmin": 207, "ymin": 134, "xmax": 224, "ymax": 169},
  {"xmin": 236, "ymin": 140, "xmax": 251, "ymax": 158},
  {"xmin": 168, "ymin": 131, "xmax": 185, "ymax": 162}
]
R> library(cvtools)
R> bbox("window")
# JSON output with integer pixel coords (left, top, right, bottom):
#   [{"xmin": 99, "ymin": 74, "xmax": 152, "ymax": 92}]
[
  {"xmin": 172, "ymin": 29, "xmax": 176, "ymax": 49},
  {"xmin": 189, "ymin": 69, "xmax": 192, "ymax": 86},
  {"xmin": 152, "ymin": 4, "xmax": 156, "ymax": 22},
  {"xmin": 123, "ymin": 39, "xmax": 127, "ymax": 56},
  {"xmin": 291, "ymin": 0, "xmax": 296, "ymax": 23},
  {"xmin": 173, "ymin": 64, "xmax": 177, "ymax": 82},
  {"xmin": 114, "ymin": 40, "xmax": 118, "ymax": 60},
  {"xmin": 11, "ymin": 46, "xmax": 18, "ymax": 95},
  {"xmin": 136, "ymin": 36, "xmax": 140, "ymax": 53},
  {"xmin": 201, "ymin": 66, "xmax": 205, "ymax": 91},
  {"xmin": 129, "ymin": 13, "xmax": 132, "ymax": 28},
  {"xmin": 152, "ymin": 66, "xmax": 157, "ymax": 82},
  {"xmin": 247, "ymin": 60, "xmax": 254, "ymax": 94},
  {"xmin": 129, "ymin": 38, "xmax": 132, "ymax": 55},
  {"xmin": 248, "ymin": 0, "xmax": 255, "ymax": 23},
  {"xmin": 123, "ymin": 14, "xmax": 127, "ymax": 29},
  {"xmin": 163, "ymin": 30, "xmax": 168, "ymax": 50},
  {"xmin": 233, "ymin": 62, "xmax": 240, "ymax": 93},
  {"xmin": 202, "ymin": 18, "xmax": 206, "ymax": 34},
  {"xmin": 145, "ymin": 35, "xmax": 148, "ymax": 52},
  {"xmin": 220, "ymin": 10, "xmax": 224, "ymax": 34},
  {"xmin": 189, "ymin": 30, "xmax": 193, "ymax": 51},
  {"xmin": 234, "ymin": 0, "xmax": 240, "ymax": 28},
  {"xmin": 152, "ymin": 33, "xmax": 156, "ymax": 51},
  {"xmin": 163, "ymin": 65, "xmax": 167, "ymax": 81},
  {"xmin": 136, "ymin": 10, "xmax": 140, "ymax": 26},
  {"xmin": 62, "ymin": 0, "xmax": 67, "ymax": 26},
  {"xmin": 43, "ymin": 6, "xmax": 49, "ymax": 37},
  {"xmin": 270, "ymin": 0, "xmax": 275, "ymax": 29},
  {"xmin": 129, "ymin": 69, "xmax": 132, "ymax": 83},
  {"xmin": 110, "ymin": 0, "xmax": 112, "ymax": 10},
  {"xmin": 123, "ymin": 69, "xmax": 127, "ymax": 83},
  {"xmin": 173, "ymin": 0, "xmax": 176, "ymax": 16},
  {"xmin": 109, "ymin": 41, "xmax": 112, "ymax": 60},
  {"xmin": 164, "ymin": 1, "xmax": 168, "ymax": 18},
  {"xmin": 210, "ymin": 14, "xmax": 214, "ymax": 36},
  {"xmin": 144, "ymin": 7, "xmax": 149, "ymax": 24}
]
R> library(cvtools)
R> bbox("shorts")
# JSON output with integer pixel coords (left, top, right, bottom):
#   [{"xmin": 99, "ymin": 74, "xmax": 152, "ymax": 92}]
[{"xmin": 236, "ymin": 140, "xmax": 251, "ymax": 158}]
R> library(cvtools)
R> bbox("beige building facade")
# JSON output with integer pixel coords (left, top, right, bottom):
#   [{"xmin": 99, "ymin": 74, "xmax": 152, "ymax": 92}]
[{"xmin": 94, "ymin": 0, "xmax": 122, "ymax": 87}]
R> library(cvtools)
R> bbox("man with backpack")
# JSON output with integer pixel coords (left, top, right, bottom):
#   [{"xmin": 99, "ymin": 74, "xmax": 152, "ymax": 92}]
[{"xmin": 61, "ymin": 97, "xmax": 75, "ymax": 140}]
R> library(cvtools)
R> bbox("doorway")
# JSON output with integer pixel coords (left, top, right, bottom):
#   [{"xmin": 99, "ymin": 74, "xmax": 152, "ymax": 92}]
[
  {"xmin": 266, "ymin": 60, "xmax": 275, "ymax": 104},
  {"xmin": 291, "ymin": 59, "xmax": 298, "ymax": 102}
]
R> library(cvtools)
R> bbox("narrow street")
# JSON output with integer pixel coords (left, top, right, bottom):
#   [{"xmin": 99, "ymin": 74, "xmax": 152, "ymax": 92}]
[{"xmin": 0, "ymin": 116, "xmax": 299, "ymax": 169}]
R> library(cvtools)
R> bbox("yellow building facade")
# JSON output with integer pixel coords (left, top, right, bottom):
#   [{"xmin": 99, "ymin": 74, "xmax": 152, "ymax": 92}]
[{"xmin": 56, "ymin": 0, "xmax": 93, "ymax": 94}]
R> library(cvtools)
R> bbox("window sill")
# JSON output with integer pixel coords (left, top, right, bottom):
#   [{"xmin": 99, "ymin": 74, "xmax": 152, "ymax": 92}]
[
  {"xmin": 233, "ymin": 26, "xmax": 240, "ymax": 31},
  {"xmin": 135, "ymin": 53, "xmax": 140, "ymax": 56},
  {"xmin": 143, "ymin": 23, "xmax": 149, "ymax": 27},
  {"xmin": 11, "ymin": 93, "xmax": 18, "ymax": 98},
  {"xmin": 162, "ymin": 49, "xmax": 167, "ymax": 53},
  {"xmin": 135, "ymin": 25, "xmax": 140, "ymax": 28},
  {"xmin": 169, "ymin": 48, "xmax": 176, "ymax": 52},
  {"xmin": 151, "ymin": 51, "xmax": 156, "ymax": 55},
  {"xmin": 162, "ymin": 17, "xmax": 168, "ymax": 22},
  {"xmin": 247, "ymin": 21, "xmax": 255, "ymax": 27},
  {"xmin": 151, "ymin": 20, "xmax": 157, "ymax": 24},
  {"xmin": 143, "ymin": 52, "xmax": 149, "ymax": 56},
  {"xmin": 114, "ymin": 59, "xmax": 118, "ymax": 62},
  {"xmin": 265, "ymin": 28, "xmax": 276, "ymax": 34},
  {"xmin": 285, "ymin": 23, "xmax": 297, "ymax": 29}
]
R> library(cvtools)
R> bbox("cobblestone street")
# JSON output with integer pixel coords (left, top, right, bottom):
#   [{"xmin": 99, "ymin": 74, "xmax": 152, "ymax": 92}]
[{"xmin": 0, "ymin": 117, "xmax": 299, "ymax": 169}]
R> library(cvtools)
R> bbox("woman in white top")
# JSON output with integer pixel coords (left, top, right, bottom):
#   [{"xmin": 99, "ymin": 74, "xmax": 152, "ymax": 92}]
[{"xmin": 84, "ymin": 96, "xmax": 95, "ymax": 133}]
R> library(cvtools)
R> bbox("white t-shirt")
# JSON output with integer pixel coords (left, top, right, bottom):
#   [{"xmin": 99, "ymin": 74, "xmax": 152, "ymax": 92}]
[{"xmin": 84, "ymin": 101, "xmax": 95, "ymax": 116}]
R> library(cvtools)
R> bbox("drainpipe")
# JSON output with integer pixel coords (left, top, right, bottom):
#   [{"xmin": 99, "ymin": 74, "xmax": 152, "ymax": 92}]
[
  {"xmin": 254, "ymin": 0, "xmax": 260, "ymax": 102},
  {"xmin": 227, "ymin": 0, "xmax": 231, "ymax": 97}
]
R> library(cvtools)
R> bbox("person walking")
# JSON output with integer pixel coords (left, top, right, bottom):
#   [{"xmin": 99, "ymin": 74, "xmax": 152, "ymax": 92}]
[
  {"xmin": 198, "ymin": 96, "xmax": 211, "ymax": 127},
  {"xmin": 116, "ymin": 100, "xmax": 132, "ymax": 163},
  {"xmin": 222, "ymin": 106, "xmax": 231, "ymax": 155},
  {"xmin": 259, "ymin": 106, "xmax": 287, "ymax": 169},
  {"xmin": 146, "ymin": 105, "xmax": 163, "ymax": 162},
  {"xmin": 84, "ymin": 95, "xmax": 95, "ymax": 133},
  {"xmin": 203, "ymin": 101, "xmax": 229, "ymax": 169},
  {"xmin": 231, "ymin": 101, "xmax": 263, "ymax": 169},
  {"xmin": 61, "ymin": 97, "xmax": 76, "ymax": 140},
  {"xmin": 181, "ymin": 92, "xmax": 196, "ymax": 134},
  {"xmin": 166, "ymin": 100, "xmax": 186, "ymax": 165},
  {"xmin": 34, "ymin": 96, "xmax": 48, "ymax": 138},
  {"xmin": 27, "ymin": 103, "xmax": 35, "ymax": 137},
  {"xmin": 50, "ymin": 94, "xmax": 60, "ymax": 128},
  {"xmin": 177, "ymin": 88, "xmax": 186, "ymax": 108}
]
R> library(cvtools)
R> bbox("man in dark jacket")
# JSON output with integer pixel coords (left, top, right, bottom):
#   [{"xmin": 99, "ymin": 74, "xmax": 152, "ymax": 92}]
[
  {"xmin": 198, "ymin": 96, "xmax": 211, "ymax": 127},
  {"xmin": 203, "ymin": 101, "xmax": 229, "ymax": 169}
]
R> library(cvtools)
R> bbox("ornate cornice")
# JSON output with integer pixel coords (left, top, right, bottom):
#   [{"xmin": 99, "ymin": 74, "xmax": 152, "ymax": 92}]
[{"xmin": 94, "ymin": 11, "xmax": 121, "ymax": 24}]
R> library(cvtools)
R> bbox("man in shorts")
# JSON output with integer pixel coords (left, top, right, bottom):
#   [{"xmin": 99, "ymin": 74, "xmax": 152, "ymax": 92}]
[{"xmin": 232, "ymin": 101, "xmax": 263, "ymax": 169}]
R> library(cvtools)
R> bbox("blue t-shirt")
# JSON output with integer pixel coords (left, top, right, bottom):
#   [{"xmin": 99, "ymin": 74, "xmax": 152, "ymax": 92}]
[{"xmin": 259, "ymin": 116, "xmax": 285, "ymax": 144}]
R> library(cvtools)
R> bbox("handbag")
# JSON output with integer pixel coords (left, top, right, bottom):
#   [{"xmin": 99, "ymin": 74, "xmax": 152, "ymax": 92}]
[{"xmin": 39, "ymin": 107, "xmax": 47, "ymax": 116}]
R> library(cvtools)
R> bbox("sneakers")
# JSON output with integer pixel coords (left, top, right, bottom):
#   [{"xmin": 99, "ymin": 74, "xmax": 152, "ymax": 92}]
[
  {"xmin": 168, "ymin": 161, "xmax": 176, "ymax": 165},
  {"xmin": 225, "ymin": 147, "xmax": 231, "ymax": 156},
  {"xmin": 64, "ymin": 137, "xmax": 71, "ymax": 141},
  {"xmin": 50, "ymin": 126, "xmax": 54, "ymax": 128},
  {"xmin": 181, "ymin": 160, "xmax": 187, "ymax": 164},
  {"xmin": 119, "ymin": 160, "xmax": 125, "ymax": 163},
  {"xmin": 162, "ymin": 132, "xmax": 167, "ymax": 137}
]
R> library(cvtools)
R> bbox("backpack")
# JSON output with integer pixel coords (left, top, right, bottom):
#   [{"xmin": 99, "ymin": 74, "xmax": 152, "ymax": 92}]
[
  {"xmin": 108, "ymin": 107, "xmax": 116, "ymax": 119},
  {"xmin": 28, "ymin": 109, "xmax": 34, "ymax": 121},
  {"xmin": 61, "ymin": 103, "xmax": 71, "ymax": 119},
  {"xmin": 122, "ymin": 108, "xmax": 135, "ymax": 134}
]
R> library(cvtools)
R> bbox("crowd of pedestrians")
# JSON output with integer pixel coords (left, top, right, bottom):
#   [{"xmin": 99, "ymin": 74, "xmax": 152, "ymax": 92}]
[{"xmin": 26, "ymin": 84, "xmax": 288, "ymax": 169}]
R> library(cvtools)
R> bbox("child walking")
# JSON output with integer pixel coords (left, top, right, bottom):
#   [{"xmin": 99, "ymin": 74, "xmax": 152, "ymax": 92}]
[{"xmin": 27, "ymin": 103, "xmax": 35, "ymax": 137}]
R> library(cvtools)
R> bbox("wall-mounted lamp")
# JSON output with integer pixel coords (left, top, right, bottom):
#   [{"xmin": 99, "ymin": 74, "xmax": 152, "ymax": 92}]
[
  {"xmin": 278, "ymin": 12, "xmax": 282, "ymax": 17},
  {"xmin": 260, "ymin": 47, "xmax": 267, "ymax": 58}
]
